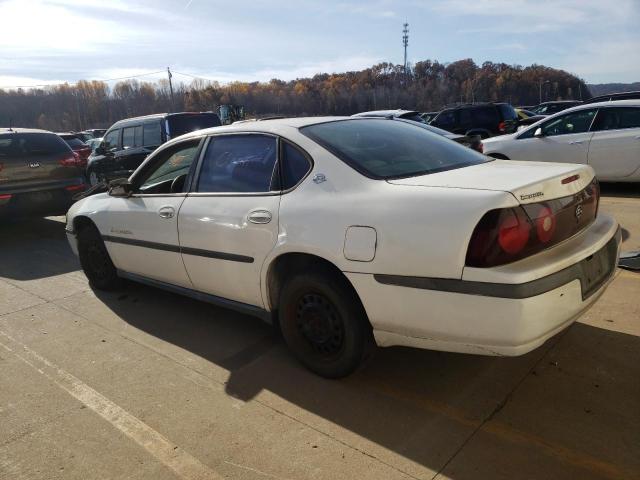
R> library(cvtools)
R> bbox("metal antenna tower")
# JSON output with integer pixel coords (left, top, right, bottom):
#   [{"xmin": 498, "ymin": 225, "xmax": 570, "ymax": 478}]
[{"xmin": 402, "ymin": 23, "xmax": 409, "ymax": 76}]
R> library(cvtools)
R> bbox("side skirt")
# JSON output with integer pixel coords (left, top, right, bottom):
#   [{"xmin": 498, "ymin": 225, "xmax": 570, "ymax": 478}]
[{"xmin": 117, "ymin": 270, "xmax": 272, "ymax": 324}]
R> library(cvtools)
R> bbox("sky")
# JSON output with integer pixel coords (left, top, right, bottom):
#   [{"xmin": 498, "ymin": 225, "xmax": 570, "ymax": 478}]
[{"xmin": 0, "ymin": 0, "xmax": 639, "ymax": 90}]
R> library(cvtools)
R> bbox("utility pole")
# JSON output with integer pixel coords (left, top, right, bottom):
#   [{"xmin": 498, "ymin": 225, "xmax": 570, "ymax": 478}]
[
  {"xmin": 167, "ymin": 67, "xmax": 174, "ymax": 112},
  {"xmin": 402, "ymin": 23, "xmax": 409, "ymax": 78}
]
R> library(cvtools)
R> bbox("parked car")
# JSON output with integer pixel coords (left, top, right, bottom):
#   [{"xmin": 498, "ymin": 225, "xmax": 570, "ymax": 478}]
[
  {"xmin": 66, "ymin": 117, "xmax": 620, "ymax": 378},
  {"xmin": 482, "ymin": 100, "xmax": 640, "ymax": 182},
  {"xmin": 353, "ymin": 110, "xmax": 483, "ymax": 152},
  {"xmin": 81, "ymin": 129, "xmax": 107, "ymax": 139},
  {"xmin": 86, "ymin": 112, "xmax": 221, "ymax": 186},
  {"xmin": 584, "ymin": 91, "xmax": 640, "ymax": 104},
  {"xmin": 86, "ymin": 137, "xmax": 103, "ymax": 153},
  {"xmin": 421, "ymin": 111, "xmax": 439, "ymax": 123},
  {"xmin": 58, "ymin": 133, "xmax": 92, "ymax": 167},
  {"xmin": 514, "ymin": 108, "xmax": 547, "ymax": 130},
  {"xmin": 530, "ymin": 100, "xmax": 582, "ymax": 115},
  {"xmin": 0, "ymin": 128, "xmax": 86, "ymax": 217},
  {"xmin": 430, "ymin": 103, "xmax": 519, "ymax": 138}
]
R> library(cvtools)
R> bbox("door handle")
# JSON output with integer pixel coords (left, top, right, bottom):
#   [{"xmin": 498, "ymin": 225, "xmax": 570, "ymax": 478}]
[
  {"xmin": 158, "ymin": 206, "xmax": 175, "ymax": 219},
  {"xmin": 248, "ymin": 210, "xmax": 272, "ymax": 224},
  {"xmin": 570, "ymin": 140, "xmax": 583, "ymax": 145}
]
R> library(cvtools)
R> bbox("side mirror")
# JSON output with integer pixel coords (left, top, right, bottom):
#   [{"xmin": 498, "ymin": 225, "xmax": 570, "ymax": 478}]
[
  {"xmin": 108, "ymin": 179, "xmax": 134, "ymax": 197},
  {"xmin": 534, "ymin": 127, "xmax": 544, "ymax": 138}
]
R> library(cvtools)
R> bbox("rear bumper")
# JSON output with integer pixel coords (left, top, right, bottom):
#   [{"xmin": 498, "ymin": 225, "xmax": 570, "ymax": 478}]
[
  {"xmin": 346, "ymin": 215, "xmax": 621, "ymax": 356},
  {"xmin": 0, "ymin": 184, "xmax": 85, "ymax": 217}
]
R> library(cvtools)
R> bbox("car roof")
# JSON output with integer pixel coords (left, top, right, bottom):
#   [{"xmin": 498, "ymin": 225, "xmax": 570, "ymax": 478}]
[
  {"xmin": 0, "ymin": 127, "xmax": 53, "ymax": 135},
  {"xmin": 111, "ymin": 111, "xmax": 219, "ymax": 128},
  {"xmin": 353, "ymin": 109, "xmax": 420, "ymax": 117},
  {"xmin": 568, "ymin": 99, "xmax": 640, "ymax": 110}
]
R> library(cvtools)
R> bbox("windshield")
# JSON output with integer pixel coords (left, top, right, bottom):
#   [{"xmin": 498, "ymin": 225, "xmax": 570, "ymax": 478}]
[
  {"xmin": 167, "ymin": 113, "xmax": 221, "ymax": 137},
  {"xmin": 301, "ymin": 119, "xmax": 489, "ymax": 180}
]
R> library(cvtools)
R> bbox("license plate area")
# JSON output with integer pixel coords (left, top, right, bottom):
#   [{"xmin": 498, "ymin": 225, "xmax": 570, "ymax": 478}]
[{"xmin": 579, "ymin": 237, "xmax": 617, "ymax": 300}]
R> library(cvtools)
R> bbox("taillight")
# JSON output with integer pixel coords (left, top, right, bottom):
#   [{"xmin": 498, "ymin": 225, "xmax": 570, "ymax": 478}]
[
  {"xmin": 59, "ymin": 152, "xmax": 83, "ymax": 167},
  {"xmin": 0, "ymin": 194, "xmax": 12, "ymax": 201},
  {"xmin": 498, "ymin": 121, "xmax": 506, "ymax": 133},
  {"xmin": 498, "ymin": 209, "xmax": 530, "ymax": 254},
  {"xmin": 65, "ymin": 184, "xmax": 86, "ymax": 192},
  {"xmin": 476, "ymin": 142, "xmax": 484, "ymax": 154},
  {"xmin": 466, "ymin": 179, "xmax": 599, "ymax": 268}
]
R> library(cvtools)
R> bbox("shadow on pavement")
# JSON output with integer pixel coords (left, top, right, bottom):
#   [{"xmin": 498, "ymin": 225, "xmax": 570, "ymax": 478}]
[
  {"xmin": 94, "ymin": 281, "xmax": 640, "ymax": 479},
  {"xmin": 0, "ymin": 216, "xmax": 79, "ymax": 281},
  {"xmin": 600, "ymin": 182, "xmax": 640, "ymax": 199}
]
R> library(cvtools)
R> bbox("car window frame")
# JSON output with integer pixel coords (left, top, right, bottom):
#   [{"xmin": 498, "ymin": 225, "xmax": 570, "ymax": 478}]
[
  {"xmin": 189, "ymin": 132, "xmax": 282, "ymax": 198},
  {"xmin": 590, "ymin": 106, "xmax": 640, "ymax": 132},
  {"xmin": 540, "ymin": 108, "xmax": 599, "ymax": 137},
  {"xmin": 129, "ymin": 136, "xmax": 206, "ymax": 198},
  {"xmin": 102, "ymin": 128, "xmax": 122, "ymax": 152}
]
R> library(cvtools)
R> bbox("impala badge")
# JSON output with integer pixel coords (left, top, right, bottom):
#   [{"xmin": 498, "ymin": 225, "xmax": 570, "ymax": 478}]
[
  {"xmin": 575, "ymin": 204, "xmax": 583, "ymax": 220},
  {"xmin": 29, "ymin": 162, "xmax": 41, "ymax": 168}
]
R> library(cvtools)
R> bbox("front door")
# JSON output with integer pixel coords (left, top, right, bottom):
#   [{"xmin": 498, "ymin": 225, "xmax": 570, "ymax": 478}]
[
  {"xmin": 103, "ymin": 138, "xmax": 202, "ymax": 288},
  {"xmin": 512, "ymin": 108, "xmax": 598, "ymax": 164},
  {"xmin": 588, "ymin": 107, "xmax": 640, "ymax": 180},
  {"xmin": 178, "ymin": 133, "xmax": 280, "ymax": 308}
]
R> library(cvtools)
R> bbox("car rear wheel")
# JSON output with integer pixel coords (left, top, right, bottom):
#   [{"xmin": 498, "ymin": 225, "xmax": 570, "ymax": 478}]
[
  {"xmin": 88, "ymin": 169, "xmax": 105, "ymax": 187},
  {"xmin": 78, "ymin": 224, "xmax": 121, "ymax": 290},
  {"xmin": 278, "ymin": 267, "xmax": 372, "ymax": 378}
]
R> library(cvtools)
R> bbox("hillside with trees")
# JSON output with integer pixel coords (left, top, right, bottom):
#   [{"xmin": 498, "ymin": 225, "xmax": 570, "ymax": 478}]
[{"xmin": 0, "ymin": 59, "xmax": 590, "ymax": 131}]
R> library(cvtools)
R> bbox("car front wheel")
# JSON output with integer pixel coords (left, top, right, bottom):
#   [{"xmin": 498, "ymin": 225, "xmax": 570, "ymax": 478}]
[
  {"xmin": 78, "ymin": 224, "xmax": 121, "ymax": 290},
  {"xmin": 278, "ymin": 267, "xmax": 372, "ymax": 378}
]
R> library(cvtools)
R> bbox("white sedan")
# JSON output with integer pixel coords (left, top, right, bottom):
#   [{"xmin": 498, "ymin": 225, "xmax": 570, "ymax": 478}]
[
  {"xmin": 66, "ymin": 117, "xmax": 621, "ymax": 378},
  {"xmin": 483, "ymin": 100, "xmax": 640, "ymax": 182}
]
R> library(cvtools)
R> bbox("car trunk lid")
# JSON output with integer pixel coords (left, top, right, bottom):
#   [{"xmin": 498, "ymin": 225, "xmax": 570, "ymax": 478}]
[{"xmin": 387, "ymin": 159, "xmax": 593, "ymax": 203}]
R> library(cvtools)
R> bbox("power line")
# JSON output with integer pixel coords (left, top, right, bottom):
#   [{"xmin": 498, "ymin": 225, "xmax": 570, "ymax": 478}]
[{"xmin": 0, "ymin": 70, "xmax": 167, "ymax": 90}]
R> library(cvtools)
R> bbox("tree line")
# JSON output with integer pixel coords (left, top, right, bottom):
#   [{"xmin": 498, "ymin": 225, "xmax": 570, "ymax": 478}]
[{"xmin": 0, "ymin": 59, "xmax": 591, "ymax": 131}]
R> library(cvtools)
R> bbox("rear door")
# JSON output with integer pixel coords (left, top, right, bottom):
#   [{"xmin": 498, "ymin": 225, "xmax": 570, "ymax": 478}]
[
  {"xmin": 0, "ymin": 132, "xmax": 79, "ymax": 192},
  {"xmin": 587, "ymin": 106, "xmax": 640, "ymax": 180},
  {"xmin": 509, "ymin": 108, "xmax": 597, "ymax": 164},
  {"xmin": 116, "ymin": 124, "xmax": 149, "ymax": 175},
  {"xmin": 178, "ymin": 133, "xmax": 280, "ymax": 308}
]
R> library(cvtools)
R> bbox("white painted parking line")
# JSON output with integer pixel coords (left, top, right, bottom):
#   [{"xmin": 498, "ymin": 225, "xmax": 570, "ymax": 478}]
[{"xmin": 0, "ymin": 330, "xmax": 223, "ymax": 480}]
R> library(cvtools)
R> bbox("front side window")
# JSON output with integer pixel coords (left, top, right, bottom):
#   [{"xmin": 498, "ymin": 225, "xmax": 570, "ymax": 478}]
[
  {"xmin": 197, "ymin": 135, "xmax": 278, "ymax": 193},
  {"xmin": 143, "ymin": 122, "xmax": 162, "ymax": 147},
  {"xmin": 592, "ymin": 107, "xmax": 640, "ymax": 131},
  {"xmin": 541, "ymin": 109, "xmax": 597, "ymax": 137},
  {"xmin": 138, "ymin": 140, "xmax": 201, "ymax": 192},
  {"xmin": 102, "ymin": 129, "xmax": 120, "ymax": 151},
  {"xmin": 301, "ymin": 119, "xmax": 489, "ymax": 180}
]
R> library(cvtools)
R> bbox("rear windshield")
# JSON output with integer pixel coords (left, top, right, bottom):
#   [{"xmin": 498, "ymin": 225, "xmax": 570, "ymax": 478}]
[
  {"xmin": 167, "ymin": 113, "xmax": 221, "ymax": 137},
  {"xmin": 61, "ymin": 136, "xmax": 86, "ymax": 148},
  {"xmin": 398, "ymin": 112, "xmax": 427, "ymax": 124},
  {"xmin": 301, "ymin": 119, "xmax": 489, "ymax": 180},
  {"xmin": 0, "ymin": 133, "xmax": 70, "ymax": 158}
]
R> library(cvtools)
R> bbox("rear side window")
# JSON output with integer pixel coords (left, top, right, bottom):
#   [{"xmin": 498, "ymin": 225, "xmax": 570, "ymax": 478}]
[
  {"xmin": 0, "ymin": 133, "xmax": 69, "ymax": 158},
  {"xmin": 167, "ymin": 113, "xmax": 221, "ymax": 138},
  {"xmin": 197, "ymin": 135, "xmax": 278, "ymax": 193},
  {"xmin": 122, "ymin": 127, "xmax": 137, "ymax": 148},
  {"xmin": 592, "ymin": 107, "xmax": 640, "ymax": 131},
  {"xmin": 498, "ymin": 104, "xmax": 518, "ymax": 121},
  {"xmin": 473, "ymin": 107, "xmax": 499, "ymax": 125},
  {"xmin": 433, "ymin": 110, "xmax": 455, "ymax": 127},
  {"xmin": 143, "ymin": 122, "xmax": 162, "ymax": 147},
  {"xmin": 301, "ymin": 119, "xmax": 488, "ymax": 180},
  {"xmin": 280, "ymin": 142, "xmax": 312, "ymax": 190}
]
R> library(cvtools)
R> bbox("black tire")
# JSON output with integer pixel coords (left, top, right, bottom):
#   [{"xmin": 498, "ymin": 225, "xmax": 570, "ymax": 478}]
[
  {"xmin": 77, "ymin": 224, "xmax": 121, "ymax": 290},
  {"xmin": 278, "ymin": 267, "xmax": 373, "ymax": 378}
]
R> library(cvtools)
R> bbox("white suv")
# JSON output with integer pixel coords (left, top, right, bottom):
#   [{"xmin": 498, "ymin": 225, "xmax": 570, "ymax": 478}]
[{"xmin": 66, "ymin": 117, "xmax": 620, "ymax": 377}]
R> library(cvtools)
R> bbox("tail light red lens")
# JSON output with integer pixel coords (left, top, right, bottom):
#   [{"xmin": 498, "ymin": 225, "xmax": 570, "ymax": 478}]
[
  {"xmin": 65, "ymin": 184, "xmax": 86, "ymax": 192},
  {"xmin": 59, "ymin": 152, "xmax": 84, "ymax": 167},
  {"xmin": 498, "ymin": 209, "xmax": 530, "ymax": 254},
  {"xmin": 0, "ymin": 194, "xmax": 12, "ymax": 200},
  {"xmin": 466, "ymin": 179, "xmax": 599, "ymax": 268},
  {"xmin": 498, "ymin": 121, "xmax": 506, "ymax": 133}
]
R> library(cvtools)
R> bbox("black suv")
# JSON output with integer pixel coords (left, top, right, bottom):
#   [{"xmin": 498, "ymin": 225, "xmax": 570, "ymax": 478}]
[
  {"xmin": 430, "ymin": 103, "xmax": 519, "ymax": 138},
  {"xmin": 0, "ymin": 128, "xmax": 86, "ymax": 217},
  {"xmin": 529, "ymin": 100, "xmax": 582, "ymax": 115},
  {"xmin": 87, "ymin": 112, "xmax": 221, "ymax": 186}
]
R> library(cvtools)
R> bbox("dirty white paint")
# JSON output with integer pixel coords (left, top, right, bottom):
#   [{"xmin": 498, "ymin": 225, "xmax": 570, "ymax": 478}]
[{"xmin": 0, "ymin": 330, "xmax": 223, "ymax": 480}]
